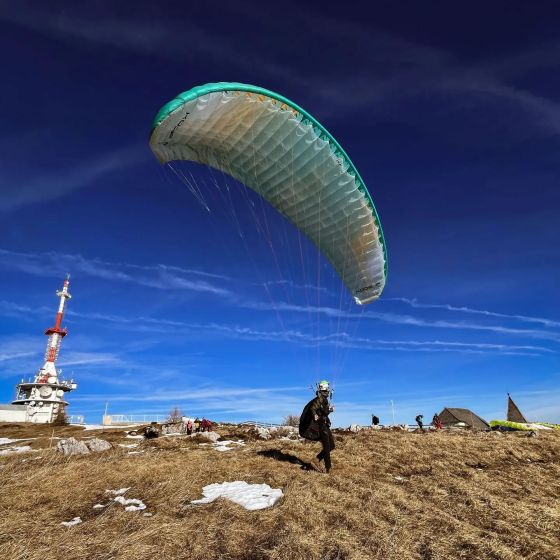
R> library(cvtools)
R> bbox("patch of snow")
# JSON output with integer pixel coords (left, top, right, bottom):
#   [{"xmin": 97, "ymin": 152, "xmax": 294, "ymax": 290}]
[
  {"xmin": 128, "ymin": 451, "xmax": 145, "ymax": 455},
  {"xmin": 118, "ymin": 443, "xmax": 139, "ymax": 448},
  {"xmin": 0, "ymin": 437, "xmax": 33, "ymax": 445},
  {"xmin": 106, "ymin": 487, "xmax": 130, "ymax": 496},
  {"xmin": 0, "ymin": 445, "xmax": 32, "ymax": 456},
  {"xmin": 61, "ymin": 517, "xmax": 82, "ymax": 527},
  {"xmin": 114, "ymin": 496, "xmax": 146, "ymax": 511},
  {"xmin": 143, "ymin": 512, "xmax": 153, "ymax": 517},
  {"xmin": 394, "ymin": 476, "xmax": 405, "ymax": 482},
  {"xmin": 79, "ymin": 424, "xmax": 140, "ymax": 431},
  {"xmin": 191, "ymin": 481, "xmax": 283, "ymax": 511},
  {"xmin": 213, "ymin": 440, "xmax": 245, "ymax": 452},
  {"xmin": 126, "ymin": 434, "xmax": 144, "ymax": 439},
  {"xmin": 93, "ymin": 504, "xmax": 107, "ymax": 509}
]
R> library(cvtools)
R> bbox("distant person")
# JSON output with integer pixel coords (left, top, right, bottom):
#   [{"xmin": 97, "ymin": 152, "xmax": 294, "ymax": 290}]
[
  {"xmin": 415, "ymin": 414, "xmax": 424, "ymax": 431},
  {"xmin": 186, "ymin": 419, "xmax": 193, "ymax": 436},
  {"xmin": 299, "ymin": 380, "xmax": 335, "ymax": 473},
  {"xmin": 201, "ymin": 418, "xmax": 208, "ymax": 432},
  {"xmin": 432, "ymin": 413, "xmax": 442, "ymax": 430},
  {"xmin": 194, "ymin": 418, "xmax": 200, "ymax": 433},
  {"xmin": 206, "ymin": 419, "xmax": 213, "ymax": 432},
  {"xmin": 371, "ymin": 414, "xmax": 380, "ymax": 426}
]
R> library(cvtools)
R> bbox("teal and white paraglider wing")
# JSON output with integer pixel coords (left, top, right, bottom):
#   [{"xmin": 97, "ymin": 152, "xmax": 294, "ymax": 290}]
[{"xmin": 150, "ymin": 82, "xmax": 387, "ymax": 304}]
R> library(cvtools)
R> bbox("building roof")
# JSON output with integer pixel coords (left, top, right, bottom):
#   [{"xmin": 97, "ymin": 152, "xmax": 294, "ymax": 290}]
[
  {"xmin": 0, "ymin": 404, "xmax": 26, "ymax": 411},
  {"xmin": 507, "ymin": 395, "xmax": 528, "ymax": 423},
  {"xmin": 438, "ymin": 407, "xmax": 489, "ymax": 430}
]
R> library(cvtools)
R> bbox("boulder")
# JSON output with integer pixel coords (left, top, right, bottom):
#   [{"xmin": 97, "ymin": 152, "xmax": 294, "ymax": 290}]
[
  {"xmin": 86, "ymin": 438, "xmax": 113, "ymax": 452},
  {"xmin": 193, "ymin": 431, "xmax": 220, "ymax": 443},
  {"xmin": 57, "ymin": 437, "xmax": 90, "ymax": 456},
  {"xmin": 255, "ymin": 427, "xmax": 272, "ymax": 440},
  {"xmin": 162, "ymin": 423, "xmax": 185, "ymax": 435}
]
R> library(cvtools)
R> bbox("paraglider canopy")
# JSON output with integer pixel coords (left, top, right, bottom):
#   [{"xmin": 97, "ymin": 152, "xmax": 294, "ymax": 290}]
[{"xmin": 150, "ymin": 82, "xmax": 387, "ymax": 304}]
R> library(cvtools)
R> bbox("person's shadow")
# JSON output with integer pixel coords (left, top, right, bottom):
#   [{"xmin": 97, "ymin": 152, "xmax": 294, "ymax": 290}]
[{"xmin": 257, "ymin": 449, "xmax": 313, "ymax": 470}]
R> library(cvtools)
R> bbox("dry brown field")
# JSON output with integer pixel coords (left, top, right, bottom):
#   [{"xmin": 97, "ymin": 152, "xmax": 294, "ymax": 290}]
[{"xmin": 0, "ymin": 423, "xmax": 559, "ymax": 560}]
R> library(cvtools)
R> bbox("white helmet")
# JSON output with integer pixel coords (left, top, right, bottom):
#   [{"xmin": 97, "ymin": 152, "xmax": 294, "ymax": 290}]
[{"xmin": 318, "ymin": 380, "xmax": 330, "ymax": 392}]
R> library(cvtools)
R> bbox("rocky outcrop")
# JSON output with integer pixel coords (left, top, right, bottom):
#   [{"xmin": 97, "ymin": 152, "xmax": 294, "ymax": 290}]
[
  {"xmin": 56, "ymin": 437, "xmax": 113, "ymax": 455},
  {"xmin": 57, "ymin": 437, "xmax": 90, "ymax": 456}
]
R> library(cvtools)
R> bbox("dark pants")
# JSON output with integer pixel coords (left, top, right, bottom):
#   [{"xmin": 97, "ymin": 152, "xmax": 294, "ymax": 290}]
[{"xmin": 317, "ymin": 425, "xmax": 335, "ymax": 471}]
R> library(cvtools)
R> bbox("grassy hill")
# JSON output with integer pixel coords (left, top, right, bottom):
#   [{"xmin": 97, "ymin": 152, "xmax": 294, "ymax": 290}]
[{"xmin": 0, "ymin": 423, "xmax": 559, "ymax": 559}]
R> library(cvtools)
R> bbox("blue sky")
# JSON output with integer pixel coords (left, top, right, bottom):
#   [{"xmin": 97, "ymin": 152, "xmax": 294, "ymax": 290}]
[{"xmin": 1, "ymin": 2, "xmax": 559, "ymax": 425}]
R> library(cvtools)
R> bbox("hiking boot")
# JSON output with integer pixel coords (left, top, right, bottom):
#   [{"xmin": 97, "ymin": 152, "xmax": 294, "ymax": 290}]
[{"xmin": 310, "ymin": 458, "xmax": 324, "ymax": 473}]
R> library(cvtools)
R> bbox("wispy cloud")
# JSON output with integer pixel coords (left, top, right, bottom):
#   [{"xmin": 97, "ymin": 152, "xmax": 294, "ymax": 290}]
[
  {"xmin": 4, "ymin": 2, "xmax": 560, "ymax": 142},
  {"xmin": 0, "ymin": 145, "xmax": 143, "ymax": 212},
  {"xmin": 0, "ymin": 249, "xmax": 231, "ymax": 297},
  {"xmin": 58, "ymin": 351, "xmax": 122, "ymax": 368},
  {"xmin": 0, "ymin": 5, "xmax": 301, "ymax": 89},
  {"xmin": 245, "ymin": 299, "xmax": 560, "ymax": 344},
  {"xmin": 0, "ymin": 351, "xmax": 37, "ymax": 363},
  {"xmin": 0, "ymin": 336, "xmax": 42, "ymax": 379},
  {"xmin": 59, "ymin": 308, "xmax": 556, "ymax": 356},
  {"xmin": 392, "ymin": 297, "xmax": 560, "ymax": 328}
]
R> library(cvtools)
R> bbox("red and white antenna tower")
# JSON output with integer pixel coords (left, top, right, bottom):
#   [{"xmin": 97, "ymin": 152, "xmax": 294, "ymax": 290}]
[
  {"xmin": 39, "ymin": 274, "xmax": 72, "ymax": 381},
  {"xmin": 12, "ymin": 276, "xmax": 78, "ymax": 423}
]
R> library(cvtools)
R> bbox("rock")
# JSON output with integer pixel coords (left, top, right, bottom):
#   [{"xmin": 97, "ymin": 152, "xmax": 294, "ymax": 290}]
[
  {"xmin": 162, "ymin": 423, "xmax": 185, "ymax": 435},
  {"xmin": 349, "ymin": 424, "xmax": 365, "ymax": 432},
  {"xmin": 527, "ymin": 430, "xmax": 538, "ymax": 438},
  {"xmin": 193, "ymin": 431, "xmax": 220, "ymax": 443},
  {"xmin": 57, "ymin": 438, "xmax": 90, "ymax": 456},
  {"xmin": 86, "ymin": 438, "xmax": 112, "ymax": 452},
  {"xmin": 255, "ymin": 427, "xmax": 271, "ymax": 440},
  {"xmin": 56, "ymin": 437, "xmax": 112, "ymax": 455}
]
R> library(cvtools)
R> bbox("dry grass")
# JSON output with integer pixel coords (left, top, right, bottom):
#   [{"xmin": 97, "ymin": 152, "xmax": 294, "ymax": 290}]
[{"xmin": 1, "ymin": 424, "xmax": 559, "ymax": 560}]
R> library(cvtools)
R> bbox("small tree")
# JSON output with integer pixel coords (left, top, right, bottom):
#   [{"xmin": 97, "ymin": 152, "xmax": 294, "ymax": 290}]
[
  {"xmin": 166, "ymin": 406, "xmax": 183, "ymax": 424},
  {"xmin": 282, "ymin": 414, "xmax": 300, "ymax": 427}
]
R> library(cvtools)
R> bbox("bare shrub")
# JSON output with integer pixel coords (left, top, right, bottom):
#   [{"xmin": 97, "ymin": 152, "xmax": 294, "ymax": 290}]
[
  {"xmin": 282, "ymin": 414, "xmax": 300, "ymax": 427},
  {"xmin": 166, "ymin": 407, "xmax": 183, "ymax": 424}
]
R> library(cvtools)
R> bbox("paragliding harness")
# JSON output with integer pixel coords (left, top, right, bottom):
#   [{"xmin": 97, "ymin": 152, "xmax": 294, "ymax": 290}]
[
  {"xmin": 299, "ymin": 399, "xmax": 321, "ymax": 441},
  {"xmin": 299, "ymin": 384, "xmax": 333, "ymax": 441}
]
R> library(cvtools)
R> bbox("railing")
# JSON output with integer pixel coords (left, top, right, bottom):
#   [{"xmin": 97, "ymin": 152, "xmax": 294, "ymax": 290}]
[
  {"xmin": 68, "ymin": 415, "xmax": 85, "ymax": 424},
  {"xmin": 101, "ymin": 417, "xmax": 284, "ymax": 428},
  {"xmin": 17, "ymin": 377, "xmax": 75, "ymax": 388},
  {"xmin": 102, "ymin": 414, "xmax": 168, "ymax": 425},
  {"xmin": 238, "ymin": 420, "xmax": 283, "ymax": 428}
]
